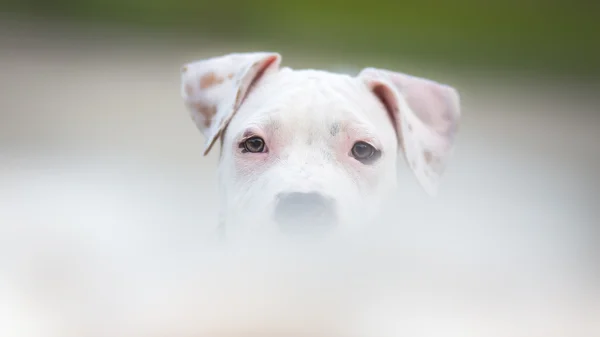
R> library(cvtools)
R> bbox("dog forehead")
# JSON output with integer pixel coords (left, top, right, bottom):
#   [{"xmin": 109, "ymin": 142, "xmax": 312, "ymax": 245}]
[
  {"xmin": 272, "ymin": 68, "xmax": 372, "ymax": 107},
  {"xmin": 234, "ymin": 68, "xmax": 386, "ymax": 131}
]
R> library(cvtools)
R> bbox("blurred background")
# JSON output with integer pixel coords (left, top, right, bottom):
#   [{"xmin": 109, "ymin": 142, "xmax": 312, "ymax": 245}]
[{"xmin": 0, "ymin": 1, "xmax": 599, "ymax": 337}]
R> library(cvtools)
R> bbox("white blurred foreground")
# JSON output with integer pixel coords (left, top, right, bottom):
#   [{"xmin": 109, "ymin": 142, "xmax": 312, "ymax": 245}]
[{"xmin": 1, "ymin": 20, "xmax": 599, "ymax": 337}]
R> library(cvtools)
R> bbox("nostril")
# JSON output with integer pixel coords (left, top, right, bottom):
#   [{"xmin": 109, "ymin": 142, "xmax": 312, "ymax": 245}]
[
  {"xmin": 274, "ymin": 192, "xmax": 337, "ymax": 234},
  {"xmin": 276, "ymin": 192, "xmax": 327, "ymax": 212}
]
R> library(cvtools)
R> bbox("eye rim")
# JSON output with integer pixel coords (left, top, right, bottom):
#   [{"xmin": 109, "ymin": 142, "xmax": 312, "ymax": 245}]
[
  {"xmin": 239, "ymin": 136, "xmax": 267, "ymax": 153},
  {"xmin": 350, "ymin": 141, "xmax": 381, "ymax": 164}
]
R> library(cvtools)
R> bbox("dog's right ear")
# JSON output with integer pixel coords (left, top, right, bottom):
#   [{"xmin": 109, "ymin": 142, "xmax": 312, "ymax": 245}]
[{"xmin": 181, "ymin": 52, "xmax": 281, "ymax": 155}]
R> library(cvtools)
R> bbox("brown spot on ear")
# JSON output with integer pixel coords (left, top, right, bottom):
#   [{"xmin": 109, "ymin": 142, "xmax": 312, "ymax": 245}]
[
  {"xmin": 227, "ymin": 73, "xmax": 234, "ymax": 79},
  {"xmin": 192, "ymin": 102, "xmax": 217, "ymax": 127},
  {"xmin": 423, "ymin": 150, "xmax": 433, "ymax": 164},
  {"xmin": 424, "ymin": 151, "xmax": 445, "ymax": 174},
  {"xmin": 200, "ymin": 72, "xmax": 224, "ymax": 89},
  {"xmin": 181, "ymin": 65, "xmax": 188, "ymax": 73}
]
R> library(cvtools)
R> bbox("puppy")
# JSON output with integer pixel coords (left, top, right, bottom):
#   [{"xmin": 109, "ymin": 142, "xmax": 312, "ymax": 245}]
[{"xmin": 180, "ymin": 52, "xmax": 460, "ymax": 237}]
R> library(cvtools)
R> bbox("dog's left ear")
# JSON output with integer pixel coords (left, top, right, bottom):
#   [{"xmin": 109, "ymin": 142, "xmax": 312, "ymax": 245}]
[
  {"xmin": 358, "ymin": 68, "xmax": 461, "ymax": 196},
  {"xmin": 181, "ymin": 52, "xmax": 282, "ymax": 155}
]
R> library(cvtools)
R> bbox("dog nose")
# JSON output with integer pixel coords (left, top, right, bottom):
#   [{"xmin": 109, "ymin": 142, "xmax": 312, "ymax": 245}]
[{"xmin": 274, "ymin": 192, "xmax": 337, "ymax": 235}]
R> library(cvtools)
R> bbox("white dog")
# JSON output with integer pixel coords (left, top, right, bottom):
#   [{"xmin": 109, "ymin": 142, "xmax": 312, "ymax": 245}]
[{"xmin": 180, "ymin": 52, "xmax": 461, "ymax": 237}]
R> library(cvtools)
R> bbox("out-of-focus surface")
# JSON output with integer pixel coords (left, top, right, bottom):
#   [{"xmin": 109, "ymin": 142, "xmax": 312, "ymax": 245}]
[{"xmin": 1, "ymin": 2, "xmax": 599, "ymax": 336}]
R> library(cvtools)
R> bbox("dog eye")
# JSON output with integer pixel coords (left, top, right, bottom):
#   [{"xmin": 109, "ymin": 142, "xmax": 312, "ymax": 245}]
[
  {"xmin": 351, "ymin": 141, "xmax": 380, "ymax": 164},
  {"xmin": 241, "ymin": 136, "xmax": 266, "ymax": 153}
]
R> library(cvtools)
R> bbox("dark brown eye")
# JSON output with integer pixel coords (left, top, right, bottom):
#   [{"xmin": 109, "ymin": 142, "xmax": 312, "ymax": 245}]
[
  {"xmin": 241, "ymin": 136, "xmax": 266, "ymax": 153},
  {"xmin": 351, "ymin": 141, "xmax": 380, "ymax": 164}
]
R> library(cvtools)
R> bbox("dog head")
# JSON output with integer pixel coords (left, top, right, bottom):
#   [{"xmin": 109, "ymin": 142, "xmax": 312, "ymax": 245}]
[{"xmin": 181, "ymin": 52, "xmax": 460, "ymax": 237}]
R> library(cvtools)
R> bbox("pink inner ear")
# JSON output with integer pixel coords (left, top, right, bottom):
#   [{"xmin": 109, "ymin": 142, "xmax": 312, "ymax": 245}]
[
  {"xmin": 235, "ymin": 55, "xmax": 280, "ymax": 108},
  {"xmin": 404, "ymin": 84, "xmax": 439, "ymax": 125},
  {"xmin": 403, "ymin": 84, "xmax": 451, "ymax": 135},
  {"xmin": 393, "ymin": 79, "xmax": 459, "ymax": 139},
  {"xmin": 251, "ymin": 55, "xmax": 279, "ymax": 89},
  {"xmin": 371, "ymin": 83, "xmax": 404, "ymax": 150}
]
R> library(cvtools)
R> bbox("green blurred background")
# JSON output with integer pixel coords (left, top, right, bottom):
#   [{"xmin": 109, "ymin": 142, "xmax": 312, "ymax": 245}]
[{"xmin": 2, "ymin": 0, "xmax": 599, "ymax": 77}]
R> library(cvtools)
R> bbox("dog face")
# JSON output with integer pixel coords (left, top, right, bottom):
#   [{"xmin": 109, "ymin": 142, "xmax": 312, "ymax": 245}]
[{"xmin": 181, "ymin": 53, "xmax": 460, "ymax": 237}]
